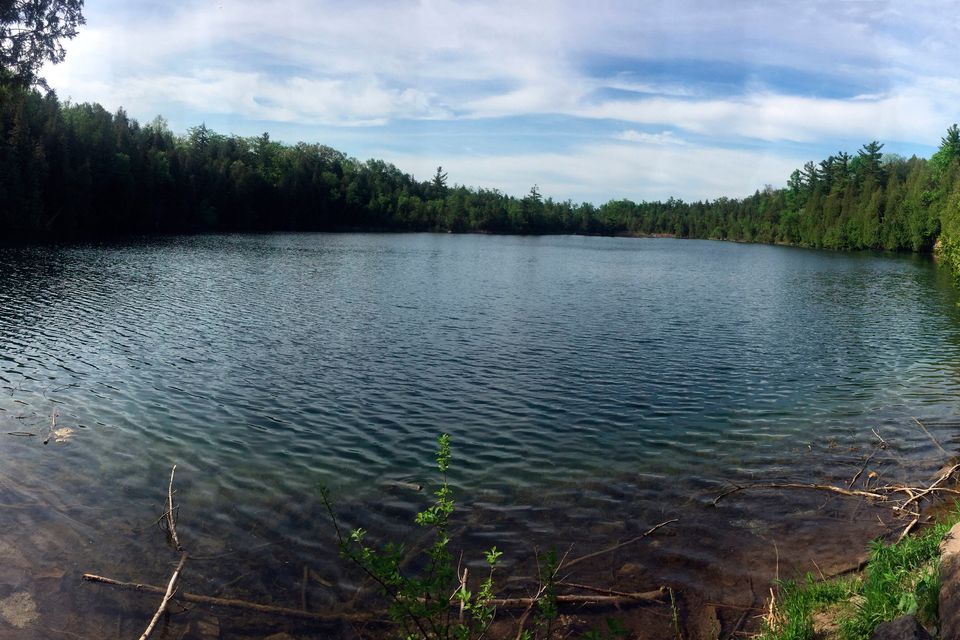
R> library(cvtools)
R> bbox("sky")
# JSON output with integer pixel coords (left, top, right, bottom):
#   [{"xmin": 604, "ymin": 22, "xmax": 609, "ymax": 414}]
[{"xmin": 40, "ymin": 0, "xmax": 960, "ymax": 204}]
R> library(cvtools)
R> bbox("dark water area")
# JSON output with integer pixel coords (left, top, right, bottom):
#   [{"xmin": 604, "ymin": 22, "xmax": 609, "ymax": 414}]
[{"xmin": 2, "ymin": 234, "xmax": 960, "ymax": 638}]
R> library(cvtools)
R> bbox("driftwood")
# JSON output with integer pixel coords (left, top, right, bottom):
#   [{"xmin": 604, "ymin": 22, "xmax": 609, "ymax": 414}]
[
  {"xmin": 166, "ymin": 465, "xmax": 182, "ymax": 552},
  {"xmin": 80, "ymin": 571, "xmax": 664, "ymax": 619},
  {"xmin": 491, "ymin": 591, "xmax": 666, "ymax": 608},
  {"xmin": 556, "ymin": 581, "xmax": 666, "ymax": 601},
  {"xmin": 913, "ymin": 417, "xmax": 948, "ymax": 455},
  {"xmin": 713, "ymin": 459, "xmax": 960, "ymax": 545},
  {"xmin": 713, "ymin": 483, "xmax": 885, "ymax": 506},
  {"xmin": 82, "ymin": 573, "xmax": 377, "ymax": 622},
  {"xmin": 848, "ymin": 450, "xmax": 877, "ymax": 489},
  {"xmin": 565, "ymin": 519, "xmax": 678, "ymax": 569},
  {"xmin": 137, "ymin": 464, "xmax": 189, "ymax": 640},
  {"xmin": 87, "ymin": 467, "xmax": 673, "ymax": 633},
  {"xmin": 899, "ymin": 463, "xmax": 960, "ymax": 510},
  {"xmin": 136, "ymin": 553, "xmax": 188, "ymax": 640}
]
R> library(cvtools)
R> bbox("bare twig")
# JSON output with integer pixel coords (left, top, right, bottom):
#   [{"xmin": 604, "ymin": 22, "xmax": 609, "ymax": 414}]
[
  {"xmin": 494, "ymin": 591, "xmax": 666, "ymax": 608},
  {"xmin": 897, "ymin": 517, "xmax": 920, "ymax": 543},
  {"xmin": 565, "ymin": 519, "xmax": 678, "ymax": 570},
  {"xmin": 135, "ymin": 464, "xmax": 189, "ymax": 640},
  {"xmin": 871, "ymin": 428, "xmax": 888, "ymax": 449},
  {"xmin": 42, "ymin": 409, "xmax": 58, "ymax": 445},
  {"xmin": 556, "ymin": 582, "xmax": 663, "ymax": 600},
  {"xmin": 82, "ymin": 573, "xmax": 377, "ymax": 622},
  {"xmin": 458, "ymin": 567, "xmax": 468, "ymax": 624},
  {"xmin": 713, "ymin": 483, "xmax": 885, "ymax": 505},
  {"xmin": 912, "ymin": 417, "xmax": 948, "ymax": 455},
  {"xmin": 136, "ymin": 552, "xmax": 188, "ymax": 640},
  {"xmin": 848, "ymin": 450, "xmax": 877, "ymax": 489},
  {"xmin": 166, "ymin": 465, "xmax": 182, "ymax": 552},
  {"xmin": 899, "ymin": 464, "xmax": 960, "ymax": 510}
]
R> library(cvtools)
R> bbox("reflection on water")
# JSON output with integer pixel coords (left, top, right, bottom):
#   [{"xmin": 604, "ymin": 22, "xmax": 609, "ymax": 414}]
[{"xmin": 1, "ymin": 234, "xmax": 960, "ymax": 637}]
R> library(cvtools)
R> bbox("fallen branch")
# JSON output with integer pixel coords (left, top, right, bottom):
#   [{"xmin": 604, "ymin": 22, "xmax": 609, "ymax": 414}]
[
  {"xmin": 42, "ymin": 409, "xmax": 59, "ymax": 445},
  {"xmin": 137, "ymin": 553, "xmax": 187, "ymax": 640},
  {"xmin": 82, "ymin": 573, "xmax": 376, "ymax": 622},
  {"xmin": 564, "ymin": 519, "xmax": 678, "ymax": 570},
  {"xmin": 138, "ymin": 464, "xmax": 189, "ymax": 640},
  {"xmin": 166, "ymin": 465, "xmax": 182, "ymax": 552},
  {"xmin": 871, "ymin": 428, "xmax": 888, "ymax": 449},
  {"xmin": 491, "ymin": 591, "xmax": 666, "ymax": 608},
  {"xmin": 912, "ymin": 417, "xmax": 948, "ymax": 455},
  {"xmin": 896, "ymin": 517, "xmax": 920, "ymax": 544},
  {"xmin": 513, "ymin": 546, "xmax": 572, "ymax": 640},
  {"xmin": 848, "ymin": 450, "xmax": 877, "ymax": 489},
  {"xmin": 713, "ymin": 483, "xmax": 886, "ymax": 505},
  {"xmin": 556, "ymin": 581, "xmax": 663, "ymax": 600},
  {"xmin": 898, "ymin": 464, "xmax": 960, "ymax": 510}
]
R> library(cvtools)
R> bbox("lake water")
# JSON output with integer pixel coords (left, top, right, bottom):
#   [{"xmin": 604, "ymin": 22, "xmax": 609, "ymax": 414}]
[{"xmin": 2, "ymin": 234, "xmax": 960, "ymax": 638}]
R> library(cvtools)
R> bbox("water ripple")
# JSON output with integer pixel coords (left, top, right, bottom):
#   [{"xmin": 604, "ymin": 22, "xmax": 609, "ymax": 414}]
[{"xmin": 2, "ymin": 235, "xmax": 960, "ymax": 636}]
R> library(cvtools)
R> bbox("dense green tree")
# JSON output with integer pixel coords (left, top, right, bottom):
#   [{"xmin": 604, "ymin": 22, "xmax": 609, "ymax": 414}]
[
  {"xmin": 8, "ymin": 85, "xmax": 960, "ymax": 280},
  {"xmin": 930, "ymin": 124, "xmax": 960, "ymax": 176}
]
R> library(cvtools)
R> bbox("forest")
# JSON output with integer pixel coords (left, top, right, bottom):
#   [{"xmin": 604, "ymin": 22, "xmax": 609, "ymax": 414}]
[{"xmin": 5, "ymin": 83, "xmax": 960, "ymax": 274}]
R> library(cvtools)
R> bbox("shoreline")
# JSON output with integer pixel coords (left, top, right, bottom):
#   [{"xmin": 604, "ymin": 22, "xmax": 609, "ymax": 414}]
[{"xmin": 0, "ymin": 428, "xmax": 954, "ymax": 639}]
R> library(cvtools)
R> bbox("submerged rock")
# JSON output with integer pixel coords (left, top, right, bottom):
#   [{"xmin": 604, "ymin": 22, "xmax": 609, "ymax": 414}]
[
  {"xmin": 868, "ymin": 615, "xmax": 932, "ymax": 640},
  {"xmin": 0, "ymin": 591, "xmax": 39, "ymax": 629}
]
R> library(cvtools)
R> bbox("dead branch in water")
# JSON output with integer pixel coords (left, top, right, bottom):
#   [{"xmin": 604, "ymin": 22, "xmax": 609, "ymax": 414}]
[
  {"xmin": 848, "ymin": 450, "xmax": 878, "ymax": 489},
  {"xmin": 42, "ymin": 409, "xmax": 58, "ymax": 445},
  {"xmin": 492, "ymin": 591, "xmax": 666, "ymax": 608},
  {"xmin": 82, "ymin": 573, "xmax": 377, "ymax": 622},
  {"xmin": 713, "ymin": 483, "xmax": 885, "ymax": 506},
  {"xmin": 556, "ymin": 581, "xmax": 664, "ymax": 600},
  {"xmin": 138, "ymin": 464, "xmax": 189, "ymax": 640},
  {"xmin": 896, "ymin": 517, "xmax": 920, "ymax": 544},
  {"xmin": 564, "ymin": 518, "xmax": 678, "ymax": 570},
  {"xmin": 86, "ymin": 466, "xmax": 673, "ymax": 635},
  {"xmin": 136, "ymin": 552, "xmax": 188, "ymax": 640},
  {"xmin": 912, "ymin": 417, "xmax": 948, "ymax": 455},
  {"xmin": 81, "ymin": 570, "xmax": 663, "ymax": 620},
  {"xmin": 871, "ymin": 428, "xmax": 888, "ymax": 449},
  {"xmin": 898, "ymin": 463, "xmax": 960, "ymax": 510},
  {"xmin": 165, "ymin": 465, "xmax": 182, "ymax": 552},
  {"xmin": 714, "ymin": 456, "xmax": 960, "ymax": 556}
]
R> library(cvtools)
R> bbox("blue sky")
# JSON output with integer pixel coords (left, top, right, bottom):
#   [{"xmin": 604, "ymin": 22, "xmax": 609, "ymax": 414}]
[{"xmin": 42, "ymin": 0, "xmax": 960, "ymax": 203}]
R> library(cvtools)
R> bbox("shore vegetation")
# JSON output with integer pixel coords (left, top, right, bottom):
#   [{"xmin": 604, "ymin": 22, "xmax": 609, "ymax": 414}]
[{"xmin": 5, "ymin": 84, "xmax": 960, "ymax": 277}]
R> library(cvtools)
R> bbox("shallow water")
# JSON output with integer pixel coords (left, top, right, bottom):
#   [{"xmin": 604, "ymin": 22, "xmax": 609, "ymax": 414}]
[{"xmin": 2, "ymin": 234, "xmax": 960, "ymax": 637}]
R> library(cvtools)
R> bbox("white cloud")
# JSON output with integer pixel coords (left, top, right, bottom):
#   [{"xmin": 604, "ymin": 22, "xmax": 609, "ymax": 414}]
[
  {"xmin": 380, "ymin": 141, "xmax": 805, "ymax": 203},
  {"xmin": 616, "ymin": 130, "xmax": 687, "ymax": 145},
  {"xmin": 36, "ymin": 0, "xmax": 960, "ymax": 201},
  {"xmin": 581, "ymin": 89, "xmax": 954, "ymax": 144}
]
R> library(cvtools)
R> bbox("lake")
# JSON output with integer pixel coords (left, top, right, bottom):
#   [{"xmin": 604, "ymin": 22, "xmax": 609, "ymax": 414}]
[{"xmin": 1, "ymin": 233, "xmax": 959, "ymax": 637}]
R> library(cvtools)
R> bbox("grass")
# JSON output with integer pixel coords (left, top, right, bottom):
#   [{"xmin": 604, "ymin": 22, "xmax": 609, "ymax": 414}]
[
  {"xmin": 759, "ymin": 503, "xmax": 960, "ymax": 640},
  {"xmin": 756, "ymin": 575, "xmax": 860, "ymax": 640}
]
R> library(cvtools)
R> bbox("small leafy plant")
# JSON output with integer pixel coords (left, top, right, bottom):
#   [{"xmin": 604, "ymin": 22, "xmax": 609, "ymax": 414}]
[{"xmin": 322, "ymin": 434, "xmax": 506, "ymax": 640}]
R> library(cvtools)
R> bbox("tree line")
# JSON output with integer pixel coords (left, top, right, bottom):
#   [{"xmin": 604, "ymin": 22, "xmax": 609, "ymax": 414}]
[{"xmin": 5, "ymin": 84, "xmax": 960, "ymax": 270}]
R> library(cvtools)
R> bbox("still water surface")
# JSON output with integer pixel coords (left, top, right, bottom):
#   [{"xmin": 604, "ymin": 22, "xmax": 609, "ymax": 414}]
[{"xmin": 2, "ymin": 234, "xmax": 960, "ymax": 636}]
